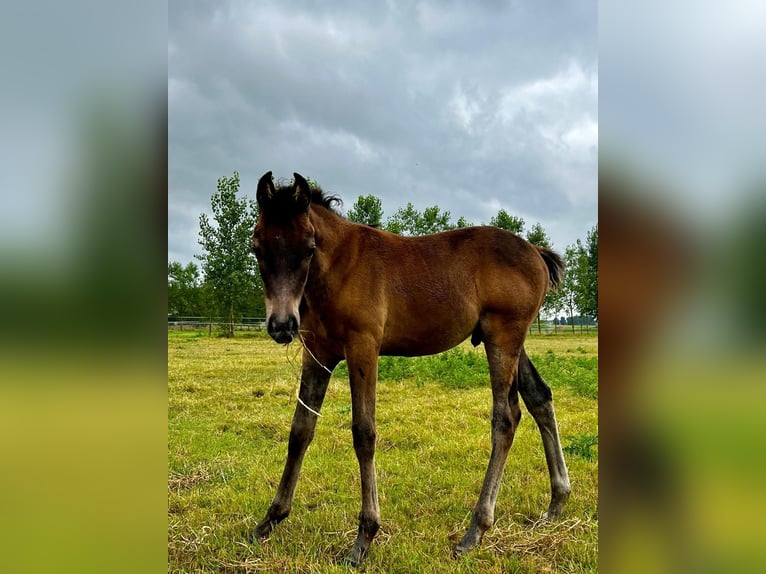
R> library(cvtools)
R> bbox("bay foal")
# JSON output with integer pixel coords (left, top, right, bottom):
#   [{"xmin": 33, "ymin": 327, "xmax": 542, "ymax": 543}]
[{"xmin": 250, "ymin": 172, "xmax": 570, "ymax": 565}]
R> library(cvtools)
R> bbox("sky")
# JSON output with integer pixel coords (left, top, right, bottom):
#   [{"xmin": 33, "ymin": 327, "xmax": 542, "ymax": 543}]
[
  {"xmin": 600, "ymin": 0, "xmax": 766, "ymax": 211},
  {"xmin": 168, "ymin": 0, "xmax": 597, "ymax": 265}
]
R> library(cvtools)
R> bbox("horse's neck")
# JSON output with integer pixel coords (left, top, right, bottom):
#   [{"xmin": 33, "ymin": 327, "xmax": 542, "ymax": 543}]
[
  {"xmin": 311, "ymin": 205, "xmax": 349, "ymax": 252},
  {"xmin": 306, "ymin": 206, "xmax": 351, "ymax": 294}
]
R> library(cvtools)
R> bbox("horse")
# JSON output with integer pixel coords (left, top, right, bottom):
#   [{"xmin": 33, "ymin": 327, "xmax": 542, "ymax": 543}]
[{"xmin": 250, "ymin": 171, "xmax": 571, "ymax": 566}]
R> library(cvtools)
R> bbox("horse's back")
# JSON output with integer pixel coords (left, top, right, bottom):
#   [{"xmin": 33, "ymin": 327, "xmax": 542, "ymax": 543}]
[{"xmin": 365, "ymin": 226, "xmax": 548, "ymax": 356}]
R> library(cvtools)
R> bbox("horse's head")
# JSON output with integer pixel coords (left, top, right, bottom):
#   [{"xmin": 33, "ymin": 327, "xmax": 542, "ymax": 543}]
[{"xmin": 253, "ymin": 171, "xmax": 316, "ymax": 344}]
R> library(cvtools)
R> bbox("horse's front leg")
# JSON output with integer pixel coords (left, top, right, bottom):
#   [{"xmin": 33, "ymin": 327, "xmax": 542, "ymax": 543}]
[
  {"xmin": 251, "ymin": 349, "xmax": 337, "ymax": 540},
  {"xmin": 345, "ymin": 338, "xmax": 381, "ymax": 567}
]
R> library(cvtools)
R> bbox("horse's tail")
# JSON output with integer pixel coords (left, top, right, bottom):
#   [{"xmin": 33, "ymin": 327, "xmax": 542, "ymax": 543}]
[{"xmin": 537, "ymin": 247, "xmax": 565, "ymax": 292}]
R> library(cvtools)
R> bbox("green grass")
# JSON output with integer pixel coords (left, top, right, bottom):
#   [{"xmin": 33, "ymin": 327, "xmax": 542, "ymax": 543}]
[
  {"xmin": 563, "ymin": 434, "xmax": 599, "ymax": 461},
  {"xmin": 169, "ymin": 331, "xmax": 597, "ymax": 573}
]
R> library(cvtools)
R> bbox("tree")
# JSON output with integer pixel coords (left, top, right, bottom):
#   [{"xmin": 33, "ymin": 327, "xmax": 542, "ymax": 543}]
[
  {"xmin": 580, "ymin": 225, "xmax": 598, "ymax": 319},
  {"xmin": 490, "ymin": 209, "xmax": 525, "ymax": 235},
  {"xmin": 385, "ymin": 203, "xmax": 454, "ymax": 236},
  {"xmin": 525, "ymin": 222, "xmax": 550, "ymax": 248},
  {"xmin": 455, "ymin": 216, "xmax": 472, "ymax": 228},
  {"xmin": 384, "ymin": 202, "xmax": 416, "ymax": 235},
  {"xmin": 420, "ymin": 205, "xmax": 454, "ymax": 235},
  {"xmin": 167, "ymin": 261, "xmax": 201, "ymax": 316},
  {"xmin": 197, "ymin": 279, "xmax": 217, "ymax": 318},
  {"xmin": 347, "ymin": 194, "xmax": 384, "ymax": 227},
  {"xmin": 571, "ymin": 238, "xmax": 590, "ymax": 332},
  {"xmin": 196, "ymin": 172, "xmax": 261, "ymax": 337},
  {"xmin": 562, "ymin": 245, "xmax": 583, "ymax": 332},
  {"xmin": 559, "ymin": 226, "xmax": 598, "ymax": 326}
]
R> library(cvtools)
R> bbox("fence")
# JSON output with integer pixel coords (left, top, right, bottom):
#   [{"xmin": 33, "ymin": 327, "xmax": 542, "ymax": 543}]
[
  {"xmin": 529, "ymin": 322, "xmax": 598, "ymax": 335},
  {"xmin": 168, "ymin": 316, "xmax": 267, "ymax": 333},
  {"xmin": 168, "ymin": 316, "xmax": 596, "ymax": 335}
]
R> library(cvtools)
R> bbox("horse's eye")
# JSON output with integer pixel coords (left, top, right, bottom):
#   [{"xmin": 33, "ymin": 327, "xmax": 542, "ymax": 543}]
[{"xmin": 307, "ymin": 245, "xmax": 316, "ymax": 257}]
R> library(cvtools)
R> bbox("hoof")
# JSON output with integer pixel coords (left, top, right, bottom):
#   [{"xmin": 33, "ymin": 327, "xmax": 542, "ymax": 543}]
[
  {"xmin": 541, "ymin": 504, "xmax": 566, "ymax": 522},
  {"xmin": 453, "ymin": 542, "xmax": 474, "ymax": 557},
  {"xmin": 344, "ymin": 538, "xmax": 371, "ymax": 568},
  {"xmin": 545, "ymin": 484, "xmax": 571, "ymax": 519},
  {"xmin": 344, "ymin": 548, "xmax": 364, "ymax": 568},
  {"xmin": 541, "ymin": 510, "xmax": 557, "ymax": 521},
  {"xmin": 542, "ymin": 495, "xmax": 569, "ymax": 520},
  {"xmin": 251, "ymin": 507, "xmax": 289, "ymax": 543},
  {"xmin": 454, "ymin": 528, "xmax": 482, "ymax": 557},
  {"xmin": 250, "ymin": 518, "xmax": 277, "ymax": 542}
]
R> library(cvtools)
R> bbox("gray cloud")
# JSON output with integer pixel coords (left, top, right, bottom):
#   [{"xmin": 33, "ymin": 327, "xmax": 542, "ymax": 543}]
[{"xmin": 169, "ymin": 0, "xmax": 597, "ymax": 264}]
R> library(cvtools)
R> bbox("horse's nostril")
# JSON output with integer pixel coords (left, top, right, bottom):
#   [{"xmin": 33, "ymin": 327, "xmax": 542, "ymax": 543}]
[
  {"xmin": 274, "ymin": 329, "xmax": 294, "ymax": 344},
  {"xmin": 272, "ymin": 331, "xmax": 292, "ymax": 344},
  {"xmin": 267, "ymin": 315, "xmax": 298, "ymax": 344}
]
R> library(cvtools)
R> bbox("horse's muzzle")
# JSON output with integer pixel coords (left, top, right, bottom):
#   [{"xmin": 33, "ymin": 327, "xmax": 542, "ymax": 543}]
[{"xmin": 267, "ymin": 315, "xmax": 298, "ymax": 344}]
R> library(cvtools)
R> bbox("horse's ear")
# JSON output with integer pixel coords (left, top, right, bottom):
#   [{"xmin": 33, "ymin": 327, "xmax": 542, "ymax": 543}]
[
  {"xmin": 257, "ymin": 171, "xmax": 274, "ymax": 208},
  {"xmin": 293, "ymin": 172, "xmax": 311, "ymax": 211}
]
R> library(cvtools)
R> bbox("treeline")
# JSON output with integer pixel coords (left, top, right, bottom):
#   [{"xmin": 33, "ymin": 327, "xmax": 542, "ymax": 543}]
[
  {"xmin": 168, "ymin": 173, "xmax": 265, "ymax": 337},
  {"xmin": 168, "ymin": 174, "xmax": 597, "ymax": 336}
]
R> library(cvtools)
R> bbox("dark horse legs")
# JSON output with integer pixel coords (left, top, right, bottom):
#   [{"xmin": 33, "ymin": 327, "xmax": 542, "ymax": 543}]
[
  {"xmin": 517, "ymin": 348, "xmax": 571, "ymax": 518},
  {"xmin": 251, "ymin": 337, "xmax": 383, "ymax": 568},
  {"xmin": 456, "ymin": 338, "xmax": 571, "ymax": 553},
  {"xmin": 252, "ymin": 352, "xmax": 337, "ymax": 540},
  {"xmin": 253, "ymin": 341, "xmax": 569, "ymax": 562},
  {"xmin": 457, "ymin": 328, "xmax": 524, "ymax": 553},
  {"xmin": 345, "ymin": 335, "xmax": 381, "ymax": 566}
]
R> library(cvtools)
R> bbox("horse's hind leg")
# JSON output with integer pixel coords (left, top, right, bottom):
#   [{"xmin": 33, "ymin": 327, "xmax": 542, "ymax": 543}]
[
  {"xmin": 456, "ymin": 327, "xmax": 524, "ymax": 554},
  {"xmin": 517, "ymin": 347, "xmax": 571, "ymax": 518}
]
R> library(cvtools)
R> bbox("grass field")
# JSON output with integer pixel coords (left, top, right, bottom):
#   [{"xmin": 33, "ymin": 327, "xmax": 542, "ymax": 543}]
[{"xmin": 168, "ymin": 330, "xmax": 598, "ymax": 573}]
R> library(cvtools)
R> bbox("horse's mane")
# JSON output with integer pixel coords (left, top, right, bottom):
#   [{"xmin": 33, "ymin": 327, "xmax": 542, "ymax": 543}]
[{"xmin": 274, "ymin": 179, "xmax": 344, "ymax": 215}]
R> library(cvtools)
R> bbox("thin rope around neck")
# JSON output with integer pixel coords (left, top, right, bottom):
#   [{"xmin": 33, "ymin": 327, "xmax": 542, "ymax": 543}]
[
  {"xmin": 298, "ymin": 332, "xmax": 332, "ymax": 375},
  {"xmin": 283, "ymin": 333, "xmax": 332, "ymax": 417}
]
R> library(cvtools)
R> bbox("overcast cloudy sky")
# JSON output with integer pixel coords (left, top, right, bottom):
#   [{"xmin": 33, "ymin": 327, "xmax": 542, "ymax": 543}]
[{"xmin": 169, "ymin": 0, "xmax": 597, "ymax": 265}]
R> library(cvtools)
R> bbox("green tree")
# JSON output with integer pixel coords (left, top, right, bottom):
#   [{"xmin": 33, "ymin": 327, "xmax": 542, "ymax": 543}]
[
  {"xmin": 562, "ymin": 245, "xmax": 583, "ymax": 333},
  {"xmin": 525, "ymin": 222, "xmax": 551, "ymax": 248},
  {"xmin": 167, "ymin": 261, "xmax": 201, "ymax": 316},
  {"xmin": 196, "ymin": 172, "xmax": 261, "ymax": 337},
  {"xmin": 197, "ymin": 280, "xmax": 218, "ymax": 319},
  {"xmin": 557, "ymin": 227, "xmax": 599, "ymax": 333},
  {"xmin": 420, "ymin": 205, "xmax": 453, "ymax": 235},
  {"xmin": 384, "ymin": 203, "xmax": 416, "ymax": 235},
  {"xmin": 490, "ymin": 209, "xmax": 525, "ymax": 234},
  {"xmin": 563, "ymin": 226, "xmax": 598, "ymax": 324},
  {"xmin": 571, "ymin": 238, "xmax": 591, "ymax": 332},
  {"xmin": 580, "ymin": 225, "xmax": 598, "ymax": 319},
  {"xmin": 455, "ymin": 216, "xmax": 472, "ymax": 228},
  {"xmin": 385, "ymin": 203, "xmax": 454, "ymax": 236},
  {"xmin": 347, "ymin": 194, "xmax": 384, "ymax": 227}
]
